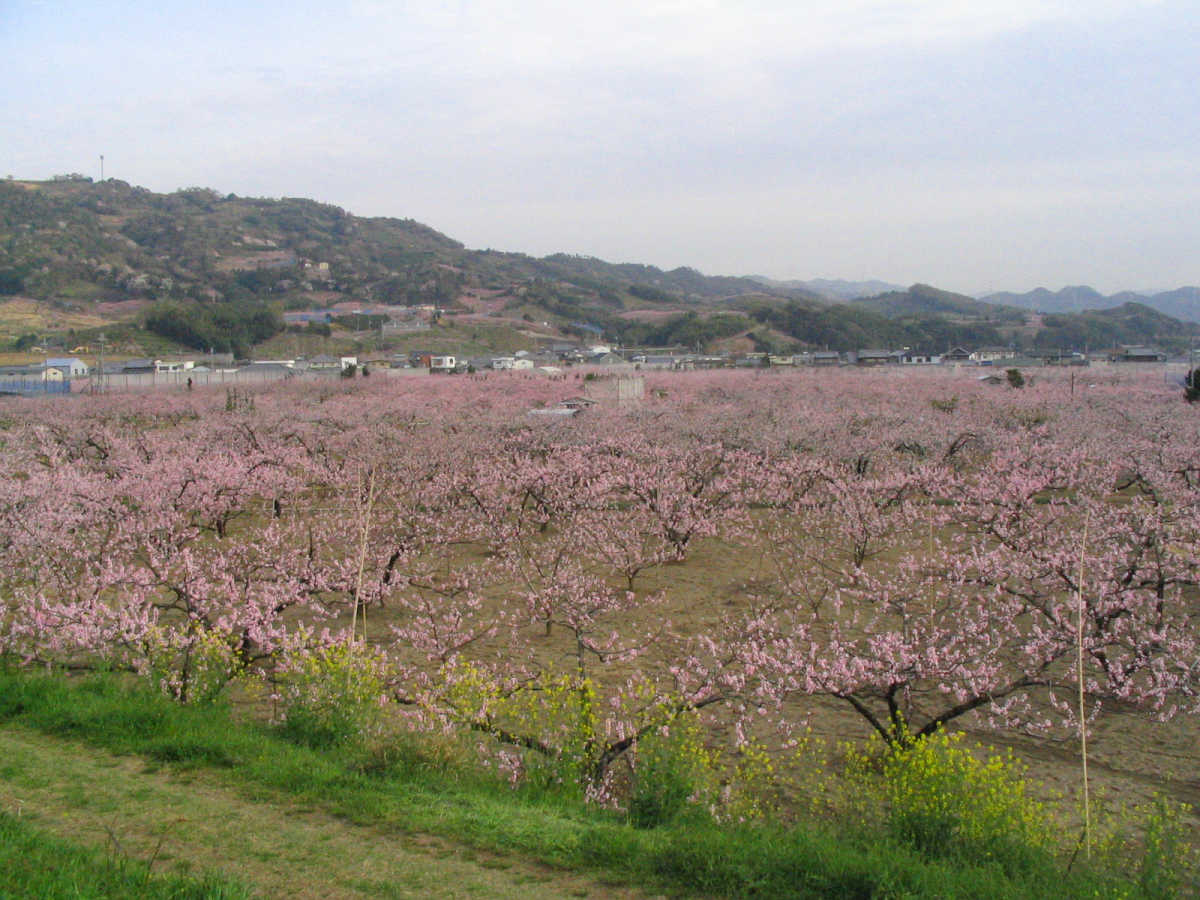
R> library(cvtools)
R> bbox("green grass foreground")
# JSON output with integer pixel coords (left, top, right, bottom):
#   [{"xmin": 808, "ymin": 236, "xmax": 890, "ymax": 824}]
[
  {"xmin": 0, "ymin": 670, "xmax": 1138, "ymax": 899},
  {"xmin": 0, "ymin": 810, "xmax": 250, "ymax": 899}
]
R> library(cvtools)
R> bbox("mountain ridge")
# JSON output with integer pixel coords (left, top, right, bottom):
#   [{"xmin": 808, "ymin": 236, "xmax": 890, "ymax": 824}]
[
  {"xmin": 1, "ymin": 176, "xmax": 1196, "ymax": 356},
  {"xmin": 982, "ymin": 285, "xmax": 1200, "ymax": 323}
]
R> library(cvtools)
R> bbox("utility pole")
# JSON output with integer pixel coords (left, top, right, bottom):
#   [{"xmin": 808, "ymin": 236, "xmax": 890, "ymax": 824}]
[{"xmin": 95, "ymin": 332, "xmax": 106, "ymax": 394}]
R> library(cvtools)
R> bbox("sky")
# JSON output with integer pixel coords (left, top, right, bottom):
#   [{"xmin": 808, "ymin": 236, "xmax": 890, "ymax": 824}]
[{"xmin": 2, "ymin": 0, "xmax": 1197, "ymax": 295}]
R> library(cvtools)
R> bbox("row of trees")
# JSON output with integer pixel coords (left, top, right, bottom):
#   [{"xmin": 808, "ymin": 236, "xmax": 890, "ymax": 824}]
[
  {"xmin": 143, "ymin": 301, "xmax": 284, "ymax": 356},
  {"xmin": 1, "ymin": 369, "xmax": 1197, "ymax": 794}
]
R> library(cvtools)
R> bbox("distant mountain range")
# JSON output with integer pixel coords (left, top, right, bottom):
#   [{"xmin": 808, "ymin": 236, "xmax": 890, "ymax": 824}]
[
  {"xmin": 981, "ymin": 286, "xmax": 1200, "ymax": 324},
  {"xmin": 760, "ymin": 277, "xmax": 1200, "ymax": 327},
  {"xmin": 751, "ymin": 276, "xmax": 906, "ymax": 301}
]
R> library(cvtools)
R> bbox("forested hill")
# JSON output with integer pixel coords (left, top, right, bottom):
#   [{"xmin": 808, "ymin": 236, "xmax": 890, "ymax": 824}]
[
  {"xmin": 1030, "ymin": 302, "xmax": 1199, "ymax": 352},
  {"xmin": 849, "ymin": 284, "xmax": 1025, "ymax": 321},
  {"xmin": 0, "ymin": 177, "xmax": 801, "ymax": 313},
  {"xmin": 1, "ymin": 176, "xmax": 1196, "ymax": 356}
]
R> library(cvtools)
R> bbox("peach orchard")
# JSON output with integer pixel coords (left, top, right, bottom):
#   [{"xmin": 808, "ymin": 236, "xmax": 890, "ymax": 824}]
[{"xmin": 2, "ymin": 368, "xmax": 1197, "ymax": 799}]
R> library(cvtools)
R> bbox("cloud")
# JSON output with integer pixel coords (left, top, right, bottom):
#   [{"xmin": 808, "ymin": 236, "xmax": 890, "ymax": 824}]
[{"xmin": 1, "ymin": 0, "xmax": 1195, "ymax": 291}]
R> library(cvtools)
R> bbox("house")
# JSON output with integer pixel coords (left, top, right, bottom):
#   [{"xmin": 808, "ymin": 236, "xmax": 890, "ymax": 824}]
[
  {"xmin": 489, "ymin": 357, "xmax": 534, "ymax": 371},
  {"xmin": 589, "ymin": 352, "xmax": 632, "ymax": 367},
  {"xmin": 942, "ymin": 347, "xmax": 972, "ymax": 363},
  {"xmin": 45, "ymin": 357, "xmax": 89, "ymax": 378},
  {"xmin": 1109, "ymin": 346, "xmax": 1166, "ymax": 363},
  {"xmin": 154, "ymin": 359, "xmax": 194, "ymax": 374},
  {"xmin": 429, "ymin": 355, "xmax": 456, "ymax": 373},
  {"xmin": 119, "ymin": 358, "xmax": 156, "ymax": 374},
  {"xmin": 307, "ymin": 354, "xmax": 356, "ymax": 371},
  {"xmin": 808, "ymin": 351, "xmax": 842, "ymax": 366},
  {"xmin": 239, "ymin": 362, "xmax": 294, "ymax": 378},
  {"xmin": 1041, "ymin": 351, "xmax": 1089, "ymax": 366},
  {"xmin": 900, "ymin": 351, "xmax": 941, "ymax": 365},
  {"xmin": 970, "ymin": 347, "xmax": 1016, "ymax": 363},
  {"xmin": 631, "ymin": 354, "xmax": 682, "ymax": 369},
  {"xmin": 735, "ymin": 354, "xmax": 769, "ymax": 368},
  {"xmin": 853, "ymin": 349, "xmax": 896, "ymax": 367},
  {"xmin": 0, "ymin": 365, "xmax": 72, "ymax": 395}
]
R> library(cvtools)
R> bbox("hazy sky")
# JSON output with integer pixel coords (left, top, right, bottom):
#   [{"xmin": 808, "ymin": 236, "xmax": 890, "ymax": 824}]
[{"xmin": 3, "ymin": 0, "xmax": 1196, "ymax": 294}]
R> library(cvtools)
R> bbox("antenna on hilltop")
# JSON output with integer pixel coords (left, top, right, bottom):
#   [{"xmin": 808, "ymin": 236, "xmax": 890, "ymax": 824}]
[{"xmin": 99, "ymin": 155, "xmax": 104, "ymax": 182}]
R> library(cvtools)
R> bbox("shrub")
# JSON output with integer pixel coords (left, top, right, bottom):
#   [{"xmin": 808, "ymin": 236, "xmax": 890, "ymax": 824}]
[
  {"xmin": 1135, "ymin": 795, "xmax": 1198, "ymax": 898},
  {"xmin": 845, "ymin": 729, "xmax": 1053, "ymax": 873},
  {"xmin": 1093, "ymin": 793, "xmax": 1199, "ymax": 898},
  {"xmin": 443, "ymin": 665, "xmax": 601, "ymax": 795},
  {"xmin": 276, "ymin": 642, "xmax": 388, "ymax": 748},
  {"xmin": 628, "ymin": 713, "xmax": 717, "ymax": 828},
  {"xmin": 142, "ymin": 623, "xmax": 241, "ymax": 705},
  {"xmin": 1185, "ymin": 368, "xmax": 1200, "ymax": 403}
]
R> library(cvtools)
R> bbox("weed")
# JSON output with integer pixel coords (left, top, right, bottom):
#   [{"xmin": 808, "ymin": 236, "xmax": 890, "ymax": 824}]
[
  {"xmin": 275, "ymin": 641, "xmax": 389, "ymax": 749},
  {"xmin": 844, "ymin": 728, "xmax": 1054, "ymax": 875}
]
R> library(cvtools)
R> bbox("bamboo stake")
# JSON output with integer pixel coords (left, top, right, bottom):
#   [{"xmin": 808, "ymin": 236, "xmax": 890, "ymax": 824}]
[
  {"xmin": 350, "ymin": 467, "xmax": 377, "ymax": 646},
  {"xmin": 1076, "ymin": 511, "xmax": 1092, "ymax": 860}
]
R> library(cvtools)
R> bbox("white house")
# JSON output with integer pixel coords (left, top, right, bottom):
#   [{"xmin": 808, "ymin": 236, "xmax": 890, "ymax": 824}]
[
  {"xmin": 45, "ymin": 357, "xmax": 89, "ymax": 378},
  {"xmin": 154, "ymin": 359, "xmax": 194, "ymax": 374},
  {"xmin": 969, "ymin": 347, "xmax": 1016, "ymax": 363},
  {"xmin": 494, "ymin": 356, "xmax": 533, "ymax": 370}
]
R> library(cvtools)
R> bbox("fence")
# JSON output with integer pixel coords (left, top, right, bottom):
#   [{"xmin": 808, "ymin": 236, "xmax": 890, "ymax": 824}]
[
  {"xmin": 86, "ymin": 366, "xmax": 431, "ymax": 394},
  {"xmin": 0, "ymin": 378, "xmax": 73, "ymax": 396}
]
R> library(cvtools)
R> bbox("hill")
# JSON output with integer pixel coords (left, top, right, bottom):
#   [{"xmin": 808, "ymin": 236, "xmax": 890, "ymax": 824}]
[
  {"xmin": 850, "ymin": 283, "xmax": 1026, "ymax": 322},
  {"xmin": 982, "ymin": 285, "xmax": 1200, "ymax": 323},
  {"xmin": 734, "ymin": 295, "xmax": 1009, "ymax": 356},
  {"xmin": 2, "ymin": 176, "xmax": 1196, "ymax": 357},
  {"xmin": 749, "ymin": 276, "xmax": 904, "ymax": 301},
  {"xmin": 0, "ymin": 177, "xmax": 802, "ymax": 355},
  {"xmin": 1032, "ymin": 301, "xmax": 1198, "ymax": 353}
]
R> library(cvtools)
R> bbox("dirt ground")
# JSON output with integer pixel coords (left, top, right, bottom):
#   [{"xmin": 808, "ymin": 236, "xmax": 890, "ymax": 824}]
[{"xmin": 340, "ymin": 525, "xmax": 1200, "ymax": 842}]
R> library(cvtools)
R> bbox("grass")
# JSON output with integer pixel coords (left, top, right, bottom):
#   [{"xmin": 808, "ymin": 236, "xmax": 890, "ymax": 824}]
[
  {"xmin": 0, "ymin": 810, "xmax": 250, "ymax": 899},
  {"xmin": 0, "ymin": 669, "xmax": 1145, "ymax": 899},
  {"xmin": 0, "ymin": 297, "xmax": 112, "ymax": 340},
  {"xmin": 0, "ymin": 728, "xmax": 603, "ymax": 899}
]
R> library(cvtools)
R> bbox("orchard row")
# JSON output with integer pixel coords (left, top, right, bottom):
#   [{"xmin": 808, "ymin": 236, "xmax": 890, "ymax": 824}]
[{"xmin": 1, "ymin": 368, "xmax": 1196, "ymax": 790}]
